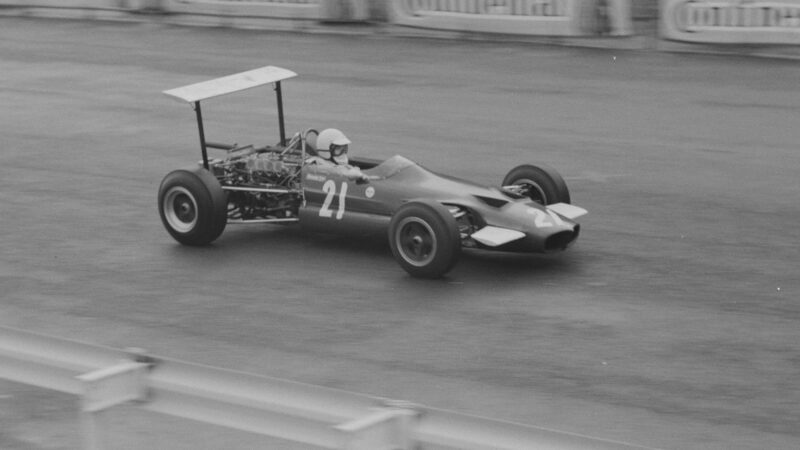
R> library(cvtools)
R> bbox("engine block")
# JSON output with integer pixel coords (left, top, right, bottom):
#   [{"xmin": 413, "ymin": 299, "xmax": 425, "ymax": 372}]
[{"xmin": 210, "ymin": 146, "xmax": 304, "ymax": 221}]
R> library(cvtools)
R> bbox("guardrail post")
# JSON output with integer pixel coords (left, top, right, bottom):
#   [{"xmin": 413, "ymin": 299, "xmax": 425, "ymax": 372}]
[
  {"xmin": 334, "ymin": 402, "xmax": 420, "ymax": 450},
  {"xmin": 321, "ymin": 0, "xmax": 370, "ymax": 22},
  {"xmin": 76, "ymin": 360, "xmax": 151, "ymax": 450},
  {"xmin": 125, "ymin": 0, "xmax": 164, "ymax": 13}
]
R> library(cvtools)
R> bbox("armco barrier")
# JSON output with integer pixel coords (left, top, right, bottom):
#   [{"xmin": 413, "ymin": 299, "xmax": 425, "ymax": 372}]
[
  {"xmin": 661, "ymin": 0, "xmax": 800, "ymax": 44},
  {"xmin": 0, "ymin": 0, "xmax": 329, "ymax": 23},
  {"xmin": 0, "ymin": 0, "xmax": 116, "ymax": 7},
  {"xmin": 0, "ymin": 0, "xmax": 374, "ymax": 28},
  {"xmin": 163, "ymin": 0, "xmax": 322, "ymax": 21},
  {"xmin": 0, "ymin": 326, "xmax": 657, "ymax": 449},
  {"xmin": 0, "ymin": 0, "xmax": 634, "ymax": 35},
  {"xmin": 388, "ymin": 0, "xmax": 633, "ymax": 36}
]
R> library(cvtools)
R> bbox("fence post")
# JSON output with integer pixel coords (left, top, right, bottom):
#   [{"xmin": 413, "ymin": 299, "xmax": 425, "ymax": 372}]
[
  {"xmin": 76, "ymin": 360, "xmax": 151, "ymax": 450},
  {"xmin": 321, "ymin": 0, "xmax": 371, "ymax": 22},
  {"xmin": 124, "ymin": 0, "xmax": 164, "ymax": 13},
  {"xmin": 334, "ymin": 403, "xmax": 420, "ymax": 450}
]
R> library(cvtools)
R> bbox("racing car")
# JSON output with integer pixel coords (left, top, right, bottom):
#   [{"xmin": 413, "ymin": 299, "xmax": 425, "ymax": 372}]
[{"xmin": 158, "ymin": 66, "xmax": 587, "ymax": 278}]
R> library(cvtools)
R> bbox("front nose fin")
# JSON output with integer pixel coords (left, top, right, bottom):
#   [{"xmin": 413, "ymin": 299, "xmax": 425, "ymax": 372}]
[
  {"xmin": 470, "ymin": 226, "xmax": 526, "ymax": 247},
  {"xmin": 548, "ymin": 203, "xmax": 588, "ymax": 220}
]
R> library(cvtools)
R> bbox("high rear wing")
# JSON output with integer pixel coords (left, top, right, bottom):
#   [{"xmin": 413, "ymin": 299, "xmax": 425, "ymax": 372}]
[
  {"xmin": 163, "ymin": 66, "xmax": 297, "ymax": 103},
  {"xmin": 163, "ymin": 66, "xmax": 298, "ymax": 169}
]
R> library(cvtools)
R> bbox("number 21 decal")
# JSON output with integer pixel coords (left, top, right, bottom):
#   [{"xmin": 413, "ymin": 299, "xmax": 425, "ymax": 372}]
[
  {"xmin": 320, "ymin": 180, "xmax": 348, "ymax": 220},
  {"xmin": 528, "ymin": 208, "xmax": 565, "ymax": 228}
]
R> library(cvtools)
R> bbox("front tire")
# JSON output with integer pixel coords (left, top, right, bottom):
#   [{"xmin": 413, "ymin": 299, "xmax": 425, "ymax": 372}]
[
  {"xmin": 389, "ymin": 201, "xmax": 461, "ymax": 279},
  {"xmin": 158, "ymin": 167, "xmax": 227, "ymax": 246},
  {"xmin": 502, "ymin": 164, "xmax": 570, "ymax": 205}
]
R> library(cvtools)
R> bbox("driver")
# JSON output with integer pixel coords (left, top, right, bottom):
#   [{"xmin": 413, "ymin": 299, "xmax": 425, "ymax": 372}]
[
  {"xmin": 310, "ymin": 128, "xmax": 378, "ymax": 181},
  {"xmin": 316, "ymin": 128, "xmax": 352, "ymax": 165}
]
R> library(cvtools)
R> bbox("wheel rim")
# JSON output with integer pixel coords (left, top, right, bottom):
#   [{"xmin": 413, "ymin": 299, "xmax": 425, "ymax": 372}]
[
  {"xmin": 514, "ymin": 178, "xmax": 547, "ymax": 204},
  {"xmin": 163, "ymin": 186, "xmax": 198, "ymax": 233},
  {"xmin": 395, "ymin": 217, "xmax": 437, "ymax": 267}
]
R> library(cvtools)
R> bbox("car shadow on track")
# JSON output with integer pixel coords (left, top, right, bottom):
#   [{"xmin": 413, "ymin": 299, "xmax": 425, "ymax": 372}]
[
  {"xmin": 214, "ymin": 224, "xmax": 391, "ymax": 254},
  {"xmin": 456, "ymin": 248, "xmax": 582, "ymax": 280},
  {"xmin": 169, "ymin": 223, "xmax": 582, "ymax": 282}
]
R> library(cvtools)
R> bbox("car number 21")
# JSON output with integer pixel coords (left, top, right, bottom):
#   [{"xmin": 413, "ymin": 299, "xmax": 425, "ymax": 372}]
[
  {"xmin": 320, "ymin": 180, "xmax": 348, "ymax": 220},
  {"xmin": 529, "ymin": 208, "xmax": 565, "ymax": 228}
]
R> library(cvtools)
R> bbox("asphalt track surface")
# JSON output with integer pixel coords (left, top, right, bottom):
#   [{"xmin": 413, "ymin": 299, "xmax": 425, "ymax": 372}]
[{"xmin": 2, "ymin": 17, "xmax": 799, "ymax": 450}]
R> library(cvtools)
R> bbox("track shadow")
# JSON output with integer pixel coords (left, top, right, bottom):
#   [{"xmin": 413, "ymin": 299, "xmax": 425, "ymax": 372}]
[
  {"xmin": 454, "ymin": 248, "xmax": 582, "ymax": 280},
  {"xmin": 218, "ymin": 224, "xmax": 390, "ymax": 254},
  {"xmin": 165, "ymin": 223, "xmax": 583, "ymax": 283}
]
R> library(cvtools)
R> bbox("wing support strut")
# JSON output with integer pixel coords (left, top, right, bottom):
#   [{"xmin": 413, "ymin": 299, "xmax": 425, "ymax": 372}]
[
  {"xmin": 275, "ymin": 81, "xmax": 287, "ymax": 147},
  {"xmin": 162, "ymin": 66, "xmax": 298, "ymax": 169},
  {"xmin": 193, "ymin": 101, "xmax": 209, "ymax": 170}
]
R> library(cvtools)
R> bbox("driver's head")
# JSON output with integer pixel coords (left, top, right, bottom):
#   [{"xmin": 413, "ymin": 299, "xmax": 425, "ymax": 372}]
[{"xmin": 317, "ymin": 128, "xmax": 351, "ymax": 165}]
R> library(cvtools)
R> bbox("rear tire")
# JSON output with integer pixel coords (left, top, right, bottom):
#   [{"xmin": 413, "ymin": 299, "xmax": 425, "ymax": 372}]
[
  {"xmin": 502, "ymin": 164, "xmax": 570, "ymax": 205},
  {"xmin": 389, "ymin": 201, "xmax": 461, "ymax": 279},
  {"xmin": 158, "ymin": 167, "xmax": 227, "ymax": 246}
]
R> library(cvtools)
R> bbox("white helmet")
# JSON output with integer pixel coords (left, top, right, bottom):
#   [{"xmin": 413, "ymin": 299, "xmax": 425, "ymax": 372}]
[{"xmin": 316, "ymin": 128, "xmax": 351, "ymax": 164}]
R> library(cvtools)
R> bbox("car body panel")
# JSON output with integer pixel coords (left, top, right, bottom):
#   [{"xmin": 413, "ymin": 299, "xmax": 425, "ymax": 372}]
[{"xmin": 299, "ymin": 155, "xmax": 581, "ymax": 252}]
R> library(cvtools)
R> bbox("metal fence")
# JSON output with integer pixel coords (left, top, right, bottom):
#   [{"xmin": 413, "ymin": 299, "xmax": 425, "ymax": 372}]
[{"xmin": 0, "ymin": 326, "xmax": 656, "ymax": 450}]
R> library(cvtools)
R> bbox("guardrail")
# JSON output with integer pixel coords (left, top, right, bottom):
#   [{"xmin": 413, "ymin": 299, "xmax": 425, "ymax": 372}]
[
  {"xmin": 661, "ymin": 0, "xmax": 800, "ymax": 44},
  {"xmin": 388, "ymin": 0, "xmax": 634, "ymax": 37},
  {"xmin": 0, "ymin": 326, "xmax": 656, "ymax": 449},
  {"xmin": 0, "ymin": 0, "xmax": 634, "ymax": 35},
  {"xmin": 0, "ymin": 0, "xmax": 337, "ymax": 22}
]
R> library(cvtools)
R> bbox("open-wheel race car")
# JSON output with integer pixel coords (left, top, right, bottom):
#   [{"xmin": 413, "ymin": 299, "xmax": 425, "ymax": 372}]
[{"xmin": 158, "ymin": 66, "xmax": 587, "ymax": 278}]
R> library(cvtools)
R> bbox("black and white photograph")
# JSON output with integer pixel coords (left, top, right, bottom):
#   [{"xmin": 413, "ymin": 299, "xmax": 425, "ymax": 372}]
[{"xmin": 1, "ymin": 1, "xmax": 798, "ymax": 449}]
